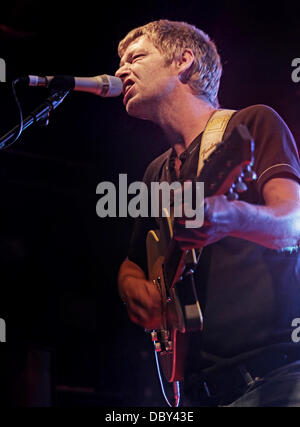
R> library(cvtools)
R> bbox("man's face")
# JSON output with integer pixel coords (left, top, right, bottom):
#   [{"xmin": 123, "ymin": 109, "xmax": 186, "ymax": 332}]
[{"xmin": 115, "ymin": 35, "xmax": 179, "ymax": 120}]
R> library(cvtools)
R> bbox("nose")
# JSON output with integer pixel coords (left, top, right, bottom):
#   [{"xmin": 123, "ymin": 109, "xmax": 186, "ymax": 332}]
[{"xmin": 115, "ymin": 64, "xmax": 130, "ymax": 80}]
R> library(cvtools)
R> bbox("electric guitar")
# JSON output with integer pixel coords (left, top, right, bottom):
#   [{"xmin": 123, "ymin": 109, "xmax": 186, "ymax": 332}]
[{"xmin": 146, "ymin": 124, "xmax": 256, "ymax": 383}]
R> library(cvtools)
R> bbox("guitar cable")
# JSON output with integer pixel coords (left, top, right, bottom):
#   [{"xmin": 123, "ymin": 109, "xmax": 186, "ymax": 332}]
[{"xmin": 154, "ymin": 346, "xmax": 181, "ymax": 407}]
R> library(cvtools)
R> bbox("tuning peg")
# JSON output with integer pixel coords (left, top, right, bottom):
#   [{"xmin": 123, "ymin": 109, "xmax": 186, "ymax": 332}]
[
  {"xmin": 243, "ymin": 165, "xmax": 257, "ymax": 182},
  {"xmin": 227, "ymin": 186, "xmax": 239, "ymax": 201},
  {"xmin": 235, "ymin": 176, "xmax": 248, "ymax": 193}
]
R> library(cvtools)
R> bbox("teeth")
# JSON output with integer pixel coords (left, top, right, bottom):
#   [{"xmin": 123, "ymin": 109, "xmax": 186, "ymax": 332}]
[{"xmin": 125, "ymin": 82, "xmax": 133, "ymax": 94}]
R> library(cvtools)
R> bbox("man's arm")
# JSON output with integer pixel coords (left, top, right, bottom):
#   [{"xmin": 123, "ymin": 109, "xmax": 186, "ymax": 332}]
[
  {"xmin": 174, "ymin": 177, "xmax": 300, "ymax": 250},
  {"xmin": 118, "ymin": 257, "xmax": 162, "ymax": 329},
  {"xmin": 231, "ymin": 177, "xmax": 300, "ymax": 250}
]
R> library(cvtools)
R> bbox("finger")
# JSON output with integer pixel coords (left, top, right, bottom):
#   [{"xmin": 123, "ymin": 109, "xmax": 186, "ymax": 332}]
[
  {"xmin": 174, "ymin": 217, "xmax": 211, "ymax": 232},
  {"xmin": 128, "ymin": 304, "xmax": 162, "ymax": 330}
]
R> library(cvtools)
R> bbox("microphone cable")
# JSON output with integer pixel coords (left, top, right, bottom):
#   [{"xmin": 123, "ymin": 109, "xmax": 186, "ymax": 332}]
[{"xmin": 1, "ymin": 78, "xmax": 24, "ymax": 149}]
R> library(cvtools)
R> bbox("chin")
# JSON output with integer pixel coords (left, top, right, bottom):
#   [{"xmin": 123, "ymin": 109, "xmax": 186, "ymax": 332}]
[
  {"xmin": 126, "ymin": 99, "xmax": 150, "ymax": 121},
  {"xmin": 126, "ymin": 100, "xmax": 148, "ymax": 120}
]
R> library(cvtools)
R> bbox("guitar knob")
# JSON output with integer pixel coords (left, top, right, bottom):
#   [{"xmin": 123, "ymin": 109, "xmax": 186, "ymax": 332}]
[
  {"xmin": 151, "ymin": 331, "xmax": 158, "ymax": 342},
  {"xmin": 154, "ymin": 342, "xmax": 161, "ymax": 352},
  {"xmin": 235, "ymin": 177, "xmax": 248, "ymax": 193},
  {"xmin": 161, "ymin": 329, "xmax": 170, "ymax": 341}
]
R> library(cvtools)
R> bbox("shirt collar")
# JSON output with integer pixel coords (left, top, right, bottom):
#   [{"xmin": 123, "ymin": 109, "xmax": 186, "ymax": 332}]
[{"xmin": 169, "ymin": 131, "xmax": 203, "ymax": 163}]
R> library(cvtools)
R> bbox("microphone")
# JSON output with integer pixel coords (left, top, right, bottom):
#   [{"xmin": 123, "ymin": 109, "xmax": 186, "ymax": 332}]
[{"xmin": 22, "ymin": 74, "xmax": 123, "ymax": 97}]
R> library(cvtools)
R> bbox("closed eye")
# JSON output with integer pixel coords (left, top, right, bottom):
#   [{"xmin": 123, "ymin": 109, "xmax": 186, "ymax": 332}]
[{"xmin": 132, "ymin": 54, "xmax": 146, "ymax": 63}]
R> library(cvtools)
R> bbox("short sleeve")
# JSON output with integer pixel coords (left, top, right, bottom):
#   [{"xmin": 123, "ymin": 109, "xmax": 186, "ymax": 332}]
[{"xmin": 227, "ymin": 105, "xmax": 300, "ymax": 197}]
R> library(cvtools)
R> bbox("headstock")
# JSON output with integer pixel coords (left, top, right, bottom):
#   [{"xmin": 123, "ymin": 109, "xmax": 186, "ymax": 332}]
[{"xmin": 198, "ymin": 124, "xmax": 257, "ymax": 200}]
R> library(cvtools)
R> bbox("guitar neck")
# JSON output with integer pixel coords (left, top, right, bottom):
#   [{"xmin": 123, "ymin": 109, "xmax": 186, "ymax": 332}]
[{"xmin": 161, "ymin": 124, "xmax": 255, "ymax": 291}]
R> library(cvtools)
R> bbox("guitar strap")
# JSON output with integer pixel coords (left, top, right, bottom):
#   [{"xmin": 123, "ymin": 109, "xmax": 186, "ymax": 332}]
[
  {"xmin": 157, "ymin": 109, "xmax": 236, "ymax": 258},
  {"xmin": 197, "ymin": 109, "xmax": 236, "ymax": 177},
  {"xmin": 188, "ymin": 109, "xmax": 237, "ymax": 265}
]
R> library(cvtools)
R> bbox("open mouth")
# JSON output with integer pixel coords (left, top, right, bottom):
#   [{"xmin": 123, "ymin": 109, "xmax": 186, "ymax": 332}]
[{"xmin": 123, "ymin": 80, "xmax": 135, "ymax": 104}]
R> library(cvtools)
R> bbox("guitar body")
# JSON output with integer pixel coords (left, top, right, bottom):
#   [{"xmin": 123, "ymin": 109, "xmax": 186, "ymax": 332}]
[{"xmin": 146, "ymin": 227, "xmax": 203, "ymax": 382}]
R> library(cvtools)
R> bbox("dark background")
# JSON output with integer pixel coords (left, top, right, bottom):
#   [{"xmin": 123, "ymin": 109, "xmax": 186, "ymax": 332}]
[{"xmin": 0, "ymin": 0, "xmax": 299, "ymax": 407}]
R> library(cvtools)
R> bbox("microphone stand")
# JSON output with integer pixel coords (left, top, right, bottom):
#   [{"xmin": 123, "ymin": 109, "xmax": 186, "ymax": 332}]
[{"xmin": 0, "ymin": 89, "xmax": 70, "ymax": 150}]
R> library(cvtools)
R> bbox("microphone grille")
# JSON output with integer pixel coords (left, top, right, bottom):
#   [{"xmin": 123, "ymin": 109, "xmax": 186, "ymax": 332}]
[{"xmin": 102, "ymin": 75, "xmax": 123, "ymax": 97}]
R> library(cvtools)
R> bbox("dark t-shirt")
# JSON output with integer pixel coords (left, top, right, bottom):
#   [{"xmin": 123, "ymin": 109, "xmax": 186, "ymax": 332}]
[{"xmin": 127, "ymin": 104, "xmax": 300, "ymax": 371}]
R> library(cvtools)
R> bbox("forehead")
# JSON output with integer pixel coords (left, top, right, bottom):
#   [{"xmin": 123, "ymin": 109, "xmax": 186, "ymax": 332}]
[{"xmin": 119, "ymin": 35, "xmax": 157, "ymax": 66}]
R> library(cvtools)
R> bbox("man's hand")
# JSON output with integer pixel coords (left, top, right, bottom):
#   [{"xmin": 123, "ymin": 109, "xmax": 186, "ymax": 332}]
[
  {"xmin": 174, "ymin": 194, "xmax": 239, "ymax": 249},
  {"xmin": 118, "ymin": 258, "xmax": 163, "ymax": 329}
]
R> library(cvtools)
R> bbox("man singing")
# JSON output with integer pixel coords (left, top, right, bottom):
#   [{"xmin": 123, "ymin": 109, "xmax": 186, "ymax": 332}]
[{"xmin": 116, "ymin": 19, "xmax": 300, "ymax": 406}]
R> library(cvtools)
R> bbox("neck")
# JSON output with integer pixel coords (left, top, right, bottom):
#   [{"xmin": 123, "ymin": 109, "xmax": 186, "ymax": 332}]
[{"xmin": 152, "ymin": 93, "xmax": 217, "ymax": 158}]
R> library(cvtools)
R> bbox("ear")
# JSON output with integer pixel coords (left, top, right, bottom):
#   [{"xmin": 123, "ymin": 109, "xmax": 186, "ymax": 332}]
[{"xmin": 175, "ymin": 48, "xmax": 195, "ymax": 82}]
